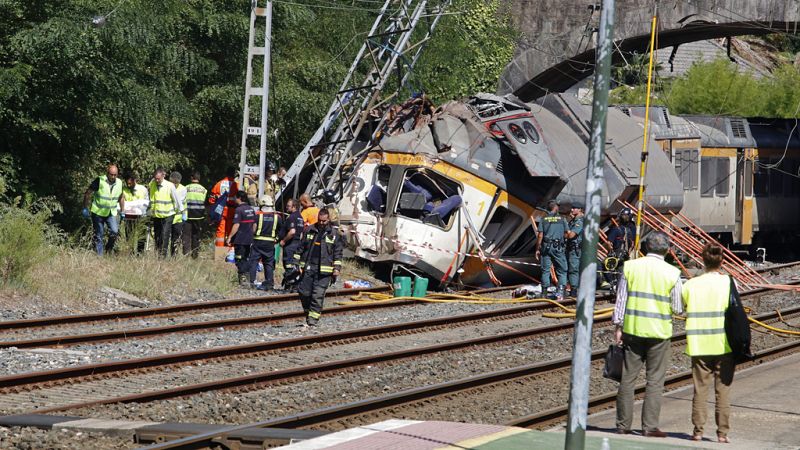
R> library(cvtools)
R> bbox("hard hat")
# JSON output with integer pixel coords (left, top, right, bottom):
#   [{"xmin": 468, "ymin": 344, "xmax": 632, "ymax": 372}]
[
  {"xmin": 259, "ymin": 195, "xmax": 274, "ymax": 207},
  {"xmin": 571, "ymin": 202, "xmax": 584, "ymax": 209},
  {"xmin": 267, "ymin": 161, "xmax": 276, "ymax": 172},
  {"xmin": 619, "ymin": 207, "xmax": 633, "ymax": 216}
]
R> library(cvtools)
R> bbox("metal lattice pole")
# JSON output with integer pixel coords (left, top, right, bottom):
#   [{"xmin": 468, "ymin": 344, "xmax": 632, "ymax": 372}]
[{"xmin": 565, "ymin": 0, "xmax": 614, "ymax": 448}]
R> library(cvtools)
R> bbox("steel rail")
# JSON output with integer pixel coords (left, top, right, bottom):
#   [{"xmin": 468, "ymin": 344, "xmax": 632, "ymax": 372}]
[
  {"xmin": 0, "ymin": 299, "xmax": 570, "ymax": 390},
  {"xmin": 507, "ymin": 338, "xmax": 800, "ymax": 429},
  {"xmin": 136, "ymin": 301, "xmax": 800, "ymax": 449},
  {"xmin": 0, "ymin": 285, "xmax": 391, "ymax": 330},
  {"xmin": 29, "ymin": 317, "xmax": 603, "ymax": 414}
]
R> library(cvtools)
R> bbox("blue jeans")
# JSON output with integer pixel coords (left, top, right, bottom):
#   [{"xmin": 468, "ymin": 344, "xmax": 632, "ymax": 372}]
[{"xmin": 91, "ymin": 213, "xmax": 119, "ymax": 255}]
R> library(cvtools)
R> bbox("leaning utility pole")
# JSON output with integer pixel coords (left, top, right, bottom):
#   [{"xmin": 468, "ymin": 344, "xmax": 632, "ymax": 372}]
[{"xmin": 565, "ymin": 0, "xmax": 614, "ymax": 448}]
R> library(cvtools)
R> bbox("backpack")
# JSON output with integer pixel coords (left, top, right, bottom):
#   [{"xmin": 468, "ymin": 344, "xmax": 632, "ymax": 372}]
[
  {"xmin": 724, "ymin": 276, "xmax": 752, "ymax": 363},
  {"xmin": 209, "ymin": 191, "xmax": 228, "ymax": 223}
]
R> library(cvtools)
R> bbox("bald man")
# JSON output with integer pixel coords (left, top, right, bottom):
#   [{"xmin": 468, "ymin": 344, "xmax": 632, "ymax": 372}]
[{"xmin": 83, "ymin": 164, "xmax": 125, "ymax": 255}]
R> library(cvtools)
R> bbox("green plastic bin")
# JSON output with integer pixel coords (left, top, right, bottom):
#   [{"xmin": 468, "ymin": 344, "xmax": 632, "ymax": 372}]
[
  {"xmin": 393, "ymin": 276, "xmax": 412, "ymax": 297},
  {"xmin": 412, "ymin": 277, "xmax": 428, "ymax": 298}
]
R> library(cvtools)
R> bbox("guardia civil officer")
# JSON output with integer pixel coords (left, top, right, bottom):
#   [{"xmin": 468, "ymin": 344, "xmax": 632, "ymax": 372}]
[
  {"xmin": 248, "ymin": 195, "xmax": 283, "ymax": 291},
  {"xmin": 535, "ymin": 200, "xmax": 568, "ymax": 300},
  {"xmin": 280, "ymin": 198, "xmax": 305, "ymax": 290},
  {"xmin": 565, "ymin": 202, "xmax": 584, "ymax": 297},
  {"xmin": 295, "ymin": 208, "xmax": 343, "ymax": 326},
  {"xmin": 613, "ymin": 231, "xmax": 683, "ymax": 437}
]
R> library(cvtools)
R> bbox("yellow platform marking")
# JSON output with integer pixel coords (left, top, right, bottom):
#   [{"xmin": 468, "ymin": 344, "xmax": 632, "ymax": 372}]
[{"xmin": 434, "ymin": 426, "xmax": 529, "ymax": 449}]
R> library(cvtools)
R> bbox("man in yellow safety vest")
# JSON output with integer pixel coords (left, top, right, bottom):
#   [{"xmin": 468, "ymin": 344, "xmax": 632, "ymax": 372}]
[
  {"xmin": 82, "ymin": 164, "xmax": 125, "ymax": 256},
  {"xmin": 148, "ymin": 167, "xmax": 183, "ymax": 258},
  {"xmin": 183, "ymin": 171, "xmax": 207, "ymax": 258},
  {"xmin": 122, "ymin": 171, "xmax": 149, "ymax": 254},
  {"xmin": 612, "ymin": 231, "xmax": 683, "ymax": 437},
  {"xmin": 169, "ymin": 171, "xmax": 187, "ymax": 256}
]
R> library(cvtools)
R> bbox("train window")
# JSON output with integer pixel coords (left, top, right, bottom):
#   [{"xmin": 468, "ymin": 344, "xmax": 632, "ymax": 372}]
[
  {"xmin": 675, "ymin": 150, "xmax": 698, "ymax": 190},
  {"xmin": 366, "ymin": 165, "xmax": 392, "ymax": 215},
  {"xmin": 395, "ymin": 168, "xmax": 461, "ymax": 229},
  {"xmin": 715, "ymin": 157, "xmax": 730, "ymax": 197},
  {"xmin": 743, "ymin": 159, "xmax": 753, "ymax": 197},
  {"xmin": 503, "ymin": 224, "xmax": 537, "ymax": 257},
  {"xmin": 700, "ymin": 157, "xmax": 715, "ymax": 197},
  {"xmin": 483, "ymin": 206, "xmax": 523, "ymax": 253},
  {"xmin": 523, "ymin": 122, "xmax": 540, "ymax": 143}
]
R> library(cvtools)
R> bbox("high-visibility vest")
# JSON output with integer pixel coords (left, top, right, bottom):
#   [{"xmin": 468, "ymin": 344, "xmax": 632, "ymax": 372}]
[
  {"xmin": 90, "ymin": 175, "xmax": 123, "ymax": 217},
  {"xmin": 255, "ymin": 212, "xmax": 279, "ymax": 242},
  {"xmin": 173, "ymin": 184, "xmax": 187, "ymax": 224},
  {"xmin": 149, "ymin": 180, "xmax": 177, "ymax": 218},
  {"xmin": 185, "ymin": 183, "xmax": 207, "ymax": 220},
  {"xmin": 683, "ymin": 272, "xmax": 732, "ymax": 356},
  {"xmin": 622, "ymin": 256, "xmax": 680, "ymax": 339}
]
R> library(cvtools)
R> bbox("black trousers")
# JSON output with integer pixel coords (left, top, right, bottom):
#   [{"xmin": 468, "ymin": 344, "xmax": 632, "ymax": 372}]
[
  {"xmin": 234, "ymin": 244, "xmax": 252, "ymax": 279},
  {"xmin": 248, "ymin": 242, "xmax": 276, "ymax": 287},
  {"xmin": 182, "ymin": 220, "xmax": 203, "ymax": 258},
  {"xmin": 298, "ymin": 265, "xmax": 332, "ymax": 320},
  {"xmin": 152, "ymin": 216, "xmax": 174, "ymax": 258},
  {"xmin": 283, "ymin": 241, "xmax": 301, "ymax": 270},
  {"xmin": 170, "ymin": 221, "xmax": 184, "ymax": 257}
]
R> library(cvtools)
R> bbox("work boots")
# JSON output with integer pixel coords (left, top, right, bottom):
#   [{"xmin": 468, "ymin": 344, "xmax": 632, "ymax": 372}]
[{"xmin": 555, "ymin": 286, "xmax": 565, "ymax": 301}]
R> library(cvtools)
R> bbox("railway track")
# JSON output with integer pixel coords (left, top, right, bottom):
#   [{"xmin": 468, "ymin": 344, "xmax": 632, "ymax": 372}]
[
  {"xmin": 136, "ymin": 305, "xmax": 800, "ymax": 449},
  {"xmin": 0, "ymin": 297, "xmax": 597, "ymax": 412},
  {"xmin": 2, "ymin": 278, "xmax": 795, "ymax": 414},
  {"xmin": 1, "ymin": 261, "xmax": 796, "ymax": 349}
]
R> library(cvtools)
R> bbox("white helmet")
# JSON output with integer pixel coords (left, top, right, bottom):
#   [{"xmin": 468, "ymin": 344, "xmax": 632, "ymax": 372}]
[{"xmin": 259, "ymin": 195, "xmax": 274, "ymax": 207}]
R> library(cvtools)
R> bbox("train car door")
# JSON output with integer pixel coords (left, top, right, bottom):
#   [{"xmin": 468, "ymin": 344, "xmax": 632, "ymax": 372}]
[{"xmin": 736, "ymin": 148, "xmax": 755, "ymax": 245}]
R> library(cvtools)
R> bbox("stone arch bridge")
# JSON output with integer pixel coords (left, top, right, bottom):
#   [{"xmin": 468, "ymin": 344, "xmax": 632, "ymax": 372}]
[{"xmin": 498, "ymin": 0, "xmax": 800, "ymax": 101}]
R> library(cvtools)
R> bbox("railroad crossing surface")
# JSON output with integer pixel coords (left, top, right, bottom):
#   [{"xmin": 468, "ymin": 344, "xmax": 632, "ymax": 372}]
[{"xmin": 277, "ymin": 352, "xmax": 800, "ymax": 449}]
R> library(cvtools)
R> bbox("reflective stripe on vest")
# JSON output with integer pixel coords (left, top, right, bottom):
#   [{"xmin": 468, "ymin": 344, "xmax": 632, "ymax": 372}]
[
  {"xmin": 149, "ymin": 180, "xmax": 176, "ymax": 218},
  {"xmin": 173, "ymin": 184, "xmax": 187, "ymax": 224},
  {"xmin": 622, "ymin": 256, "xmax": 680, "ymax": 339},
  {"xmin": 185, "ymin": 183, "xmax": 207, "ymax": 220},
  {"xmin": 255, "ymin": 213, "xmax": 278, "ymax": 241},
  {"xmin": 683, "ymin": 272, "xmax": 732, "ymax": 356},
  {"xmin": 90, "ymin": 175, "xmax": 122, "ymax": 217}
]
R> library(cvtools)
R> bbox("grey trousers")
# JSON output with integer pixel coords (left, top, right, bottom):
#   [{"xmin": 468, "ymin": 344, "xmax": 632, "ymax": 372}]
[{"xmin": 616, "ymin": 333, "xmax": 671, "ymax": 432}]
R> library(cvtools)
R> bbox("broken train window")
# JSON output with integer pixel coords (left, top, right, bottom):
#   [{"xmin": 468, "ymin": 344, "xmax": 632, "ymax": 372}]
[
  {"xmin": 365, "ymin": 164, "xmax": 391, "ymax": 215},
  {"xmin": 482, "ymin": 206, "xmax": 523, "ymax": 253},
  {"xmin": 395, "ymin": 168, "xmax": 462, "ymax": 229}
]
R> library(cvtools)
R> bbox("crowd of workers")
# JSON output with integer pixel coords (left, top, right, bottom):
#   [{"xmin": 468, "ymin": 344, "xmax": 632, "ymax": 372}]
[{"xmin": 83, "ymin": 163, "xmax": 342, "ymax": 326}]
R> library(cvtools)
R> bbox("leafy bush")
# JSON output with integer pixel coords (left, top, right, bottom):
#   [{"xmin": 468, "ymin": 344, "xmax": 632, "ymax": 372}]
[{"xmin": 0, "ymin": 198, "xmax": 63, "ymax": 286}]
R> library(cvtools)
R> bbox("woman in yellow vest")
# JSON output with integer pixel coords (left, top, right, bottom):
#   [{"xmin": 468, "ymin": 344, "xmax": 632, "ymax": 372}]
[{"xmin": 682, "ymin": 243, "xmax": 735, "ymax": 443}]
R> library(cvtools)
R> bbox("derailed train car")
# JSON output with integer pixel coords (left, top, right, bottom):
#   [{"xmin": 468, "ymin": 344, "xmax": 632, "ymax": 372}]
[{"xmin": 337, "ymin": 93, "xmax": 683, "ymax": 287}]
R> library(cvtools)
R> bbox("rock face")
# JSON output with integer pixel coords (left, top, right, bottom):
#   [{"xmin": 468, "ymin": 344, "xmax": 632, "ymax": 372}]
[
  {"xmin": 498, "ymin": 0, "xmax": 800, "ymax": 100},
  {"xmin": 99, "ymin": 287, "xmax": 150, "ymax": 308}
]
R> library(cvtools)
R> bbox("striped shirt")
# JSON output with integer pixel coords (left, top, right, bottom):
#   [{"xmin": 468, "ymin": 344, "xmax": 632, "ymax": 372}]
[{"xmin": 612, "ymin": 253, "xmax": 684, "ymax": 326}]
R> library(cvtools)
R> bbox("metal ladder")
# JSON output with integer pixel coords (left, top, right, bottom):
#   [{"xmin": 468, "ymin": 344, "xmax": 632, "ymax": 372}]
[
  {"xmin": 281, "ymin": 0, "xmax": 450, "ymax": 200},
  {"xmin": 238, "ymin": 0, "xmax": 274, "ymax": 199}
]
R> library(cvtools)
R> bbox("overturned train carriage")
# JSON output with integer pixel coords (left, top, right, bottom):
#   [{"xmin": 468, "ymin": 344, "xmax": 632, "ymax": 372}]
[{"xmin": 337, "ymin": 94, "xmax": 684, "ymax": 287}]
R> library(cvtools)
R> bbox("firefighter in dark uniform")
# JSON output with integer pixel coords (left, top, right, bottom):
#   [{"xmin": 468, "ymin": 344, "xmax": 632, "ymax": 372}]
[
  {"xmin": 566, "ymin": 202, "xmax": 584, "ymax": 297},
  {"xmin": 295, "ymin": 208, "xmax": 343, "ymax": 326},
  {"xmin": 248, "ymin": 195, "xmax": 283, "ymax": 291},
  {"xmin": 536, "ymin": 200, "xmax": 568, "ymax": 300},
  {"xmin": 280, "ymin": 198, "xmax": 305, "ymax": 291}
]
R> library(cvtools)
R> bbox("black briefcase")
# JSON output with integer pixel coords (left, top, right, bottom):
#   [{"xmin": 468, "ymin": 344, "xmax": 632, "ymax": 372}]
[{"xmin": 603, "ymin": 344, "xmax": 624, "ymax": 382}]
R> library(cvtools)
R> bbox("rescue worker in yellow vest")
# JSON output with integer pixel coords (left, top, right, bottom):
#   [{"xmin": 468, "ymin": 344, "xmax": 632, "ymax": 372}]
[
  {"xmin": 183, "ymin": 171, "xmax": 207, "ymax": 258},
  {"xmin": 612, "ymin": 231, "xmax": 683, "ymax": 437},
  {"xmin": 148, "ymin": 168, "xmax": 183, "ymax": 258},
  {"xmin": 242, "ymin": 172, "xmax": 259, "ymax": 206},
  {"xmin": 82, "ymin": 164, "xmax": 125, "ymax": 256},
  {"xmin": 248, "ymin": 195, "xmax": 283, "ymax": 291},
  {"xmin": 169, "ymin": 171, "xmax": 187, "ymax": 256},
  {"xmin": 295, "ymin": 208, "xmax": 343, "ymax": 326},
  {"xmin": 122, "ymin": 171, "xmax": 150, "ymax": 254},
  {"xmin": 683, "ymin": 243, "xmax": 736, "ymax": 444}
]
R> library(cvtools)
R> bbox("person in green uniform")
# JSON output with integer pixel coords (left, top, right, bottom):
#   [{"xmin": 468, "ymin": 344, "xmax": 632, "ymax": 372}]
[
  {"xmin": 536, "ymin": 200, "xmax": 568, "ymax": 300},
  {"xmin": 566, "ymin": 202, "xmax": 584, "ymax": 297}
]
